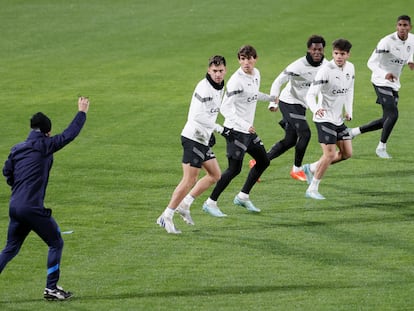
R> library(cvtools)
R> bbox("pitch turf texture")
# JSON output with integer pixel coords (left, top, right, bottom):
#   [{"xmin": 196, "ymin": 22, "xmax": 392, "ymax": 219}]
[{"xmin": 0, "ymin": 1, "xmax": 413, "ymax": 310}]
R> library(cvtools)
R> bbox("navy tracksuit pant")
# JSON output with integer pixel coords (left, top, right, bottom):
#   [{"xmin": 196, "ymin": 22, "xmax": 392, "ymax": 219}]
[{"xmin": 0, "ymin": 206, "xmax": 63, "ymax": 289}]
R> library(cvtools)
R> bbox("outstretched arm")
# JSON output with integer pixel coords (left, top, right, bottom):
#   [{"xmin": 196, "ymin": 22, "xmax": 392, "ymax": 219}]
[{"xmin": 46, "ymin": 96, "xmax": 90, "ymax": 154}]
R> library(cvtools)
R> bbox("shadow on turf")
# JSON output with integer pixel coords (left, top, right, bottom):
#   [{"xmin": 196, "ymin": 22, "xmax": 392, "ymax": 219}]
[
  {"xmin": 339, "ymin": 168, "xmax": 414, "ymax": 179},
  {"xmin": 0, "ymin": 281, "xmax": 404, "ymax": 303}
]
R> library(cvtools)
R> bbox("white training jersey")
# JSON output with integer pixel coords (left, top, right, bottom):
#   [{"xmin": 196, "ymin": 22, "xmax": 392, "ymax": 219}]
[
  {"xmin": 221, "ymin": 67, "xmax": 271, "ymax": 133},
  {"xmin": 181, "ymin": 77, "xmax": 224, "ymax": 146},
  {"xmin": 306, "ymin": 59, "xmax": 355, "ymax": 126},
  {"xmin": 270, "ymin": 56, "xmax": 328, "ymax": 108},
  {"xmin": 368, "ymin": 32, "xmax": 414, "ymax": 91}
]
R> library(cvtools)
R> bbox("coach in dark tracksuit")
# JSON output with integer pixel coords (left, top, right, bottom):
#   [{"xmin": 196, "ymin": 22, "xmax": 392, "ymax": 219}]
[{"xmin": 0, "ymin": 97, "xmax": 90, "ymax": 300}]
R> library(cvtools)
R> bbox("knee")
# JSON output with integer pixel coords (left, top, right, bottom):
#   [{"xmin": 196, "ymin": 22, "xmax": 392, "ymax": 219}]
[
  {"xmin": 391, "ymin": 111, "xmax": 399, "ymax": 122},
  {"xmin": 262, "ymin": 157, "xmax": 270, "ymax": 168},
  {"xmin": 299, "ymin": 129, "xmax": 311, "ymax": 141},
  {"xmin": 190, "ymin": 176, "xmax": 198, "ymax": 186},
  {"xmin": 210, "ymin": 172, "xmax": 221, "ymax": 183},
  {"xmin": 337, "ymin": 149, "xmax": 352, "ymax": 161},
  {"xmin": 230, "ymin": 167, "xmax": 242, "ymax": 177},
  {"xmin": 3, "ymin": 244, "xmax": 21, "ymax": 256},
  {"xmin": 325, "ymin": 152, "xmax": 337, "ymax": 163},
  {"xmin": 50, "ymin": 236, "xmax": 64, "ymax": 250},
  {"xmin": 255, "ymin": 157, "xmax": 270, "ymax": 170},
  {"xmin": 342, "ymin": 151, "xmax": 352, "ymax": 160},
  {"xmin": 385, "ymin": 107, "xmax": 399, "ymax": 122},
  {"xmin": 283, "ymin": 131, "xmax": 299, "ymax": 149},
  {"xmin": 2, "ymin": 237, "xmax": 26, "ymax": 255},
  {"xmin": 183, "ymin": 176, "xmax": 198, "ymax": 189},
  {"xmin": 227, "ymin": 166, "xmax": 242, "ymax": 178},
  {"xmin": 283, "ymin": 137, "xmax": 296, "ymax": 149},
  {"xmin": 226, "ymin": 158, "xmax": 243, "ymax": 178}
]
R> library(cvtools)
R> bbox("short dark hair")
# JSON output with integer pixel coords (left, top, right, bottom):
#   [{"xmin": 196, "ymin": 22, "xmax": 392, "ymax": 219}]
[
  {"xmin": 307, "ymin": 35, "xmax": 326, "ymax": 48},
  {"xmin": 397, "ymin": 15, "xmax": 411, "ymax": 24},
  {"xmin": 30, "ymin": 112, "xmax": 52, "ymax": 133},
  {"xmin": 332, "ymin": 38, "xmax": 352, "ymax": 52},
  {"xmin": 208, "ymin": 55, "xmax": 226, "ymax": 67},
  {"xmin": 237, "ymin": 45, "xmax": 257, "ymax": 59}
]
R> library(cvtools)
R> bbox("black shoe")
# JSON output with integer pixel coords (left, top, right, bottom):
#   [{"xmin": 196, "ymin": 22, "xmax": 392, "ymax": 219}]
[{"xmin": 44, "ymin": 285, "xmax": 73, "ymax": 300}]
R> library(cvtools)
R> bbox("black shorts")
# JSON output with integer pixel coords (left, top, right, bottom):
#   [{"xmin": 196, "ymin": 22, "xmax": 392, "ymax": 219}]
[
  {"xmin": 315, "ymin": 122, "xmax": 351, "ymax": 144},
  {"xmin": 225, "ymin": 129, "xmax": 265, "ymax": 160},
  {"xmin": 373, "ymin": 84, "xmax": 399, "ymax": 106},
  {"xmin": 279, "ymin": 101, "xmax": 309, "ymax": 132},
  {"xmin": 181, "ymin": 136, "xmax": 215, "ymax": 168}
]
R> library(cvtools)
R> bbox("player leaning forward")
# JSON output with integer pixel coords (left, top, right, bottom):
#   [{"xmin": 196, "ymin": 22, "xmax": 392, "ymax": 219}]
[
  {"xmin": 156, "ymin": 55, "xmax": 227, "ymax": 234},
  {"xmin": 267, "ymin": 35, "xmax": 328, "ymax": 181},
  {"xmin": 202, "ymin": 45, "xmax": 275, "ymax": 215},
  {"xmin": 349, "ymin": 15, "xmax": 414, "ymax": 158},
  {"xmin": 303, "ymin": 39, "xmax": 354, "ymax": 200}
]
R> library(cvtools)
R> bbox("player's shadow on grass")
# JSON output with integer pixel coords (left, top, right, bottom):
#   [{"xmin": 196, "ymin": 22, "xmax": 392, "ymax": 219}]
[
  {"xmin": 3, "ymin": 280, "xmax": 402, "ymax": 303},
  {"xmin": 61, "ymin": 278, "xmax": 414, "ymax": 301},
  {"xmin": 340, "ymin": 168, "xmax": 414, "ymax": 179}
]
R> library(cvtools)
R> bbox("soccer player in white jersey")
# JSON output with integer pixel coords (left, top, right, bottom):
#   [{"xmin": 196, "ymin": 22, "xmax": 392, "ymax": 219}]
[
  {"xmin": 267, "ymin": 35, "xmax": 328, "ymax": 182},
  {"xmin": 156, "ymin": 56, "xmax": 227, "ymax": 234},
  {"xmin": 202, "ymin": 45, "xmax": 274, "ymax": 216},
  {"xmin": 349, "ymin": 15, "xmax": 414, "ymax": 158},
  {"xmin": 303, "ymin": 39, "xmax": 354, "ymax": 200}
]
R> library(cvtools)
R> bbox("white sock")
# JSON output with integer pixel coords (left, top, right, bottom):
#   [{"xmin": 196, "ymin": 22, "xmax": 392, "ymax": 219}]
[
  {"xmin": 164, "ymin": 207, "xmax": 175, "ymax": 218},
  {"xmin": 310, "ymin": 161, "xmax": 319, "ymax": 173},
  {"xmin": 308, "ymin": 178, "xmax": 321, "ymax": 192},
  {"xmin": 237, "ymin": 192, "xmax": 249, "ymax": 200},
  {"xmin": 292, "ymin": 165, "xmax": 301, "ymax": 172},
  {"xmin": 377, "ymin": 141, "xmax": 386, "ymax": 149},
  {"xmin": 184, "ymin": 194, "xmax": 195, "ymax": 207},
  {"xmin": 351, "ymin": 127, "xmax": 361, "ymax": 136},
  {"xmin": 206, "ymin": 198, "xmax": 217, "ymax": 207}
]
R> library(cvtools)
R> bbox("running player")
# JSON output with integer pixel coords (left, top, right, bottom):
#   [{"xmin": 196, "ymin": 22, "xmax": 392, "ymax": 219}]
[
  {"xmin": 156, "ymin": 55, "xmax": 227, "ymax": 233},
  {"xmin": 303, "ymin": 39, "xmax": 354, "ymax": 200},
  {"xmin": 267, "ymin": 35, "xmax": 327, "ymax": 181},
  {"xmin": 349, "ymin": 15, "xmax": 414, "ymax": 158},
  {"xmin": 203, "ymin": 45, "xmax": 274, "ymax": 215}
]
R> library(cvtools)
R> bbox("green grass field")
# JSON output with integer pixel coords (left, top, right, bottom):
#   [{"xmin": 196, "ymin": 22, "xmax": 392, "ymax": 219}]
[{"xmin": 1, "ymin": 0, "xmax": 413, "ymax": 310}]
